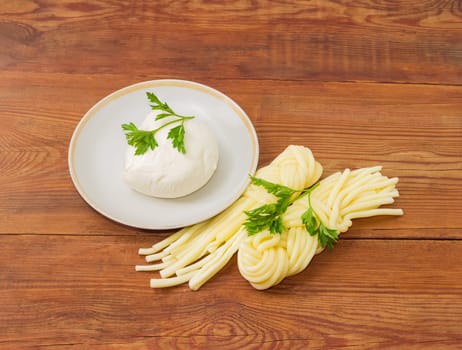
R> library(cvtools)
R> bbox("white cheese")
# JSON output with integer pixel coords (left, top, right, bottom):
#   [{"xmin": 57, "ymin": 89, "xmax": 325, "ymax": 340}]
[{"xmin": 123, "ymin": 111, "xmax": 219, "ymax": 198}]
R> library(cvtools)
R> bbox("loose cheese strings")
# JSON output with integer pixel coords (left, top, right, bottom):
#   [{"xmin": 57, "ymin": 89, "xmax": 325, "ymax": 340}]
[
  {"xmin": 136, "ymin": 145, "xmax": 323, "ymax": 290},
  {"xmin": 238, "ymin": 166, "xmax": 403, "ymax": 290}
]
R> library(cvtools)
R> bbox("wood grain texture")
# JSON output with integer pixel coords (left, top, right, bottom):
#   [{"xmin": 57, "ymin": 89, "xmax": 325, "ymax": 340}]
[
  {"xmin": 0, "ymin": 0, "xmax": 461, "ymax": 349},
  {"xmin": 0, "ymin": 1, "xmax": 461, "ymax": 83},
  {"xmin": 1, "ymin": 235, "xmax": 461, "ymax": 349}
]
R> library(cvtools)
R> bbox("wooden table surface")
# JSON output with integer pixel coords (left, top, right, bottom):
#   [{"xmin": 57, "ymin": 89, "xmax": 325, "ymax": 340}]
[{"xmin": 1, "ymin": 1, "xmax": 461, "ymax": 349}]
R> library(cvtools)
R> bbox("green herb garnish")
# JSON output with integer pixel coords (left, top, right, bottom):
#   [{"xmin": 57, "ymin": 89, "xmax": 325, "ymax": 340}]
[
  {"xmin": 301, "ymin": 185, "xmax": 339, "ymax": 250},
  {"xmin": 243, "ymin": 176, "xmax": 299, "ymax": 235},
  {"xmin": 243, "ymin": 177, "xmax": 339, "ymax": 249},
  {"xmin": 122, "ymin": 92, "xmax": 194, "ymax": 155}
]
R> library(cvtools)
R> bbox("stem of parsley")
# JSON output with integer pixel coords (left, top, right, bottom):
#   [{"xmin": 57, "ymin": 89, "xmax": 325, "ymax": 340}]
[{"xmin": 152, "ymin": 116, "xmax": 194, "ymax": 134}]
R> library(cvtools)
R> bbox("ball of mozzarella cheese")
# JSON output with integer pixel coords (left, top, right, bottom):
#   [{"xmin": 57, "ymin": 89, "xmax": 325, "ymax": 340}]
[{"xmin": 123, "ymin": 111, "xmax": 219, "ymax": 198}]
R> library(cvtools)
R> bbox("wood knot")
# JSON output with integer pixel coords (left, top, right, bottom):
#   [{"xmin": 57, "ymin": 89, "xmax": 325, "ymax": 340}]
[{"xmin": 0, "ymin": 21, "xmax": 41, "ymax": 44}]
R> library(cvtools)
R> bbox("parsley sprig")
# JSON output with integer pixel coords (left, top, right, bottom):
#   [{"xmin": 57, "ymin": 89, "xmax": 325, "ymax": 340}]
[
  {"xmin": 301, "ymin": 184, "xmax": 339, "ymax": 250},
  {"xmin": 243, "ymin": 176, "xmax": 299, "ymax": 235},
  {"xmin": 121, "ymin": 92, "xmax": 195, "ymax": 155},
  {"xmin": 243, "ymin": 177, "xmax": 339, "ymax": 249}
]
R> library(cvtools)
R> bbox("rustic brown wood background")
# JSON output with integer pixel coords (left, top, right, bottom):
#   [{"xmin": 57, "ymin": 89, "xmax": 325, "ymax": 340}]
[{"xmin": 1, "ymin": 1, "xmax": 461, "ymax": 349}]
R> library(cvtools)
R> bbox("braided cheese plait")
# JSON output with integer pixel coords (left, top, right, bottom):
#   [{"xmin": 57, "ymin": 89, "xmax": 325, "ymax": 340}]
[
  {"xmin": 238, "ymin": 166, "xmax": 403, "ymax": 290},
  {"xmin": 136, "ymin": 145, "xmax": 323, "ymax": 290}
]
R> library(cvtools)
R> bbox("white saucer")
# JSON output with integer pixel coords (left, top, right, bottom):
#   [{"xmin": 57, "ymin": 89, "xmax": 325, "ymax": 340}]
[{"xmin": 68, "ymin": 80, "xmax": 259, "ymax": 229}]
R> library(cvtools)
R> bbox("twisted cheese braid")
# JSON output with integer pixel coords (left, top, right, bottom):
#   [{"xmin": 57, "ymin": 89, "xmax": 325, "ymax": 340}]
[
  {"xmin": 238, "ymin": 166, "xmax": 403, "ymax": 290},
  {"xmin": 137, "ymin": 145, "xmax": 323, "ymax": 290}
]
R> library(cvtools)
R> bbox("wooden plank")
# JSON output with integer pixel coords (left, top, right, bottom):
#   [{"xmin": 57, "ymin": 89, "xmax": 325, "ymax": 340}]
[
  {"xmin": 1, "ymin": 2, "xmax": 461, "ymax": 350},
  {"xmin": 0, "ymin": 235, "xmax": 461, "ymax": 349},
  {"xmin": 0, "ymin": 0, "xmax": 462, "ymax": 350},
  {"xmin": 0, "ymin": 1, "xmax": 461, "ymax": 84},
  {"xmin": 0, "ymin": 73, "xmax": 460, "ymax": 236}
]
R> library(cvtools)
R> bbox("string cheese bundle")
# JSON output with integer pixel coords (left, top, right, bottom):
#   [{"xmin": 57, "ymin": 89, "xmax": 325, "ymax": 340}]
[
  {"xmin": 136, "ymin": 145, "xmax": 323, "ymax": 290},
  {"xmin": 238, "ymin": 166, "xmax": 403, "ymax": 290}
]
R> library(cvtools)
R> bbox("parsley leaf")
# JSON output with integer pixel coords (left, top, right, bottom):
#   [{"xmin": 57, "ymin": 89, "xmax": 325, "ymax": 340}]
[
  {"xmin": 244, "ymin": 203, "xmax": 280, "ymax": 235},
  {"xmin": 249, "ymin": 176, "xmax": 297, "ymax": 198},
  {"xmin": 122, "ymin": 92, "xmax": 194, "ymax": 155},
  {"xmin": 317, "ymin": 223, "xmax": 339, "ymax": 250},
  {"xmin": 121, "ymin": 122, "xmax": 158, "ymax": 156},
  {"xmin": 167, "ymin": 123, "xmax": 186, "ymax": 154},
  {"xmin": 301, "ymin": 186, "xmax": 339, "ymax": 250},
  {"xmin": 244, "ymin": 177, "xmax": 300, "ymax": 235},
  {"xmin": 301, "ymin": 207, "xmax": 317, "ymax": 234}
]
